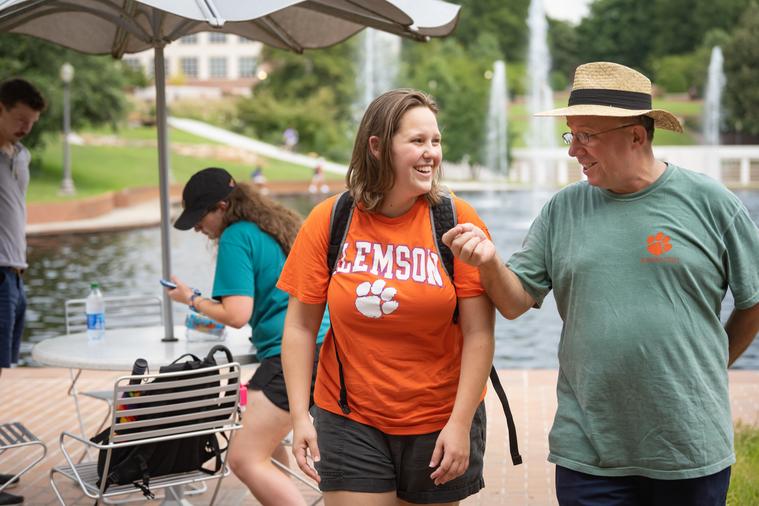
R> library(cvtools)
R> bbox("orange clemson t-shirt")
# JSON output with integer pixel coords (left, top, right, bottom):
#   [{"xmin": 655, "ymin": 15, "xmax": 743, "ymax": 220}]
[{"xmin": 277, "ymin": 194, "xmax": 490, "ymax": 435}]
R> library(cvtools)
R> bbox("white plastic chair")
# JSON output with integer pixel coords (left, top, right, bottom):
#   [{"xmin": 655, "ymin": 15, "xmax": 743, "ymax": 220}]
[{"xmin": 50, "ymin": 361, "xmax": 242, "ymax": 505}]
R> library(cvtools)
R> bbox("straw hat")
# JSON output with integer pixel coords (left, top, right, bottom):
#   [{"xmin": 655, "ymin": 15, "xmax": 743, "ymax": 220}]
[{"xmin": 536, "ymin": 62, "xmax": 683, "ymax": 132}]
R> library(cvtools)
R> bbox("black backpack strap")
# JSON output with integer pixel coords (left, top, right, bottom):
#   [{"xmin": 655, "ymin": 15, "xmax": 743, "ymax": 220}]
[
  {"xmin": 430, "ymin": 188, "xmax": 457, "ymax": 282},
  {"xmin": 326, "ymin": 192, "xmax": 355, "ymax": 414},
  {"xmin": 331, "ymin": 321, "xmax": 351, "ymax": 415},
  {"xmin": 327, "ymin": 191, "xmax": 354, "ymax": 273},
  {"xmin": 430, "ymin": 188, "xmax": 458, "ymax": 322},
  {"xmin": 169, "ymin": 353, "xmax": 202, "ymax": 365},
  {"xmin": 131, "ymin": 454, "xmax": 155, "ymax": 499},
  {"xmin": 206, "ymin": 344, "xmax": 234, "ymax": 364},
  {"xmin": 489, "ymin": 367, "xmax": 523, "ymax": 465},
  {"xmin": 199, "ymin": 433, "xmax": 223, "ymax": 475}
]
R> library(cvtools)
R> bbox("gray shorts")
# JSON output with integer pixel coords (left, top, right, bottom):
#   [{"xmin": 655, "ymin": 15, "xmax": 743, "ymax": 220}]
[{"xmin": 312, "ymin": 402, "xmax": 486, "ymax": 504}]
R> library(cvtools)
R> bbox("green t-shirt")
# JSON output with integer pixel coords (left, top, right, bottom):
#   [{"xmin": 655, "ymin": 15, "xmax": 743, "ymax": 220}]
[
  {"xmin": 508, "ymin": 164, "xmax": 759, "ymax": 479},
  {"xmin": 213, "ymin": 221, "xmax": 328, "ymax": 359}
]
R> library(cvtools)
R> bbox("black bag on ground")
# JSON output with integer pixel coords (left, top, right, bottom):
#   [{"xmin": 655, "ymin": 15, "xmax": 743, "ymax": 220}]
[{"xmin": 91, "ymin": 345, "xmax": 238, "ymax": 498}]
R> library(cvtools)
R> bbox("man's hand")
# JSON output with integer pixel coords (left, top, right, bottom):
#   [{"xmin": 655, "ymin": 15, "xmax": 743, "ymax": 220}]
[{"xmin": 442, "ymin": 223, "xmax": 497, "ymax": 267}]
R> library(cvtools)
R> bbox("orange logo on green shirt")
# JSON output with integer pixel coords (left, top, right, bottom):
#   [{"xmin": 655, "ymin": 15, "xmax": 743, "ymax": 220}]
[{"xmin": 647, "ymin": 232, "xmax": 672, "ymax": 256}]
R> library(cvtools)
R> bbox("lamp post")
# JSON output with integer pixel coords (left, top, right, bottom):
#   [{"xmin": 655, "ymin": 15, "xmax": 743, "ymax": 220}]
[{"xmin": 59, "ymin": 62, "xmax": 75, "ymax": 195}]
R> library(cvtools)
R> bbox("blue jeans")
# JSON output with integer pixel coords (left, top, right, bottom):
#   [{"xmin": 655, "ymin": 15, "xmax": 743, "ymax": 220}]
[
  {"xmin": 556, "ymin": 465, "xmax": 731, "ymax": 506},
  {"xmin": 0, "ymin": 267, "xmax": 26, "ymax": 368}
]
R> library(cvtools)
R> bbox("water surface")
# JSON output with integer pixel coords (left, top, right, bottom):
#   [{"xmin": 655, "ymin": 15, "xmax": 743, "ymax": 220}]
[{"xmin": 22, "ymin": 190, "xmax": 759, "ymax": 369}]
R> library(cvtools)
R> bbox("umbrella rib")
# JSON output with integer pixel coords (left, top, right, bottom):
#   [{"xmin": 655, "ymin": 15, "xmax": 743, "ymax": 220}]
[
  {"xmin": 195, "ymin": 0, "xmax": 225, "ymax": 27},
  {"xmin": 148, "ymin": 6, "xmax": 169, "ymax": 48},
  {"xmin": 0, "ymin": 0, "xmax": 153, "ymax": 45},
  {"xmin": 0, "ymin": 0, "xmax": 46, "ymax": 19},
  {"xmin": 253, "ymin": 17, "xmax": 304, "ymax": 53},
  {"xmin": 305, "ymin": 0, "xmax": 409, "ymax": 26},
  {"xmin": 300, "ymin": 1, "xmax": 426, "ymax": 41},
  {"xmin": 165, "ymin": 18, "xmax": 203, "ymax": 42},
  {"xmin": 111, "ymin": 0, "xmax": 137, "ymax": 58}
]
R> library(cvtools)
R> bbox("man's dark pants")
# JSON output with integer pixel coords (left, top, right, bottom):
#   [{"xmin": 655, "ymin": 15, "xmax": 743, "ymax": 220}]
[
  {"xmin": 556, "ymin": 465, "xmax": 731, "ymax": 506},
  {"xmin": 0, "ymin": 268, "xmax": 26, "ymax": 368}
]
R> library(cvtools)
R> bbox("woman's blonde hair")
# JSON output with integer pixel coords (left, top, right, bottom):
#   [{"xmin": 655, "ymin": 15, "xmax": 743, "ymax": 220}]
[
  {"xmin": 346, "ymin": 88, "xmax": 443, "ymax": 212},
  {"xmin": 220, "ymin": 181, "xmax": 302, "ymax": 255}
]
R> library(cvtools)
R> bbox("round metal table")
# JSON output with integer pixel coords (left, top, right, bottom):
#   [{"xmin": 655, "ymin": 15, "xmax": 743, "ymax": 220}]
[{"xmin": 32, "ymin": 325, "xmax": 257, "ymax": 371}]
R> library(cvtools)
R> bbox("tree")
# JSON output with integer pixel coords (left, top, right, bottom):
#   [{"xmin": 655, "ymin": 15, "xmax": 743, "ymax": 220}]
[
  {"xmin": 723, "ymin": 2, "xmax": 759, "ymax": 137},
  {"xmin": 237, "ymin": 40, "xmax": 357, "ymax": 160},
  {"xmin": 402, "ymin": 38, "xmax": 494, "ymax": 163},
  {"xmin": 547, "ymin": 18, "xmax": 580, "ymax": 88},
  {"xmin": 653, "ymin": 0, "xmax": 750, "ymax": 58},
  {"xmin": 0, "ymin": 33, "xmax": 129, "ymax": 153},
  {"xmin": 575, "ymin": 0, "xmax": 657, "ymax": 73},
  {"xmin": 454, "ymin": 0, "xmax": 530, "ymax": 63}
]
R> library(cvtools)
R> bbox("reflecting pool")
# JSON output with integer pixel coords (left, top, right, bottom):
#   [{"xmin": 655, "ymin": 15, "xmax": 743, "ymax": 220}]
[{"xmin": 22, "ymin": 190, "xmax": 759, "ymax": 369}]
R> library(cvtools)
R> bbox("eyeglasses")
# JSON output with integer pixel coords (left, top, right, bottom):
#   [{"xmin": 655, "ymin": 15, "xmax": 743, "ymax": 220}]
[{"xmin": 561, "ymin": 123, "xmax": 640, "ymax": 145}]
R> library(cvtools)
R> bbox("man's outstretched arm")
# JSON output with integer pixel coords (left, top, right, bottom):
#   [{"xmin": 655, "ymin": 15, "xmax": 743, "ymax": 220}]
[
  {"xmin": 443, "ymin": 223, "xmax": 535, "ymax": 320},
  {"xmin": 726, "ymin": 301, "xmax": 759, "ymax": 366}
]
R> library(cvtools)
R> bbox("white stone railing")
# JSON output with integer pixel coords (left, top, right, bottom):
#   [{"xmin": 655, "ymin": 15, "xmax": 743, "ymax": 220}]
[{"xmin": 444, "ymin": 146, "xmax": 759, "ymax": 188}]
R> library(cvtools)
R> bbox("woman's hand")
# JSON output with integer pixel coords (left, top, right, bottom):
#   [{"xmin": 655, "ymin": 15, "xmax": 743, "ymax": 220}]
[
  {"xmin": 166, "ymin": 275, "xmax": 193, "ymax": 306},
  {"xmin": 429, "ymin": 420, "xmax": 470, "ymax": 486},
  {"xmin": 291, "ymin": 415, "xmax": 321, "ymax": 483}
]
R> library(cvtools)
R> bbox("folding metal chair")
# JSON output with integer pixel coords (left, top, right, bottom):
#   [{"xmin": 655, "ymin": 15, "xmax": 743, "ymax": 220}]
[
  {"xmin": 50, "ymin": 361, "xmax": 242, "ymax": 505},
  {"xmin": 0, "ymin": 423, "xmax": 47, "ymax": 493},
  {"xmin": 63, "ymin": 295, "xmax": 163, "ymax": 440}
]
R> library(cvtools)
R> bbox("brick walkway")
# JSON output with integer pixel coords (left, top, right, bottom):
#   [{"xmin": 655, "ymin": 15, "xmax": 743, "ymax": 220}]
[{"xmin": 2, "ymin": 367, "xmax": 758, "ymax": 505}]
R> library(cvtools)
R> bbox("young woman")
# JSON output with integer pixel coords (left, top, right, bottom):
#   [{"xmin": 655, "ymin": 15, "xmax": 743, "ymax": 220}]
[
  {"xmin": 278, "ymin": 89, "xmax": 495, "ymax": 505},
  {"xmin": 168, "ymin": 167, "xmax": 328, "ymax": 506}
]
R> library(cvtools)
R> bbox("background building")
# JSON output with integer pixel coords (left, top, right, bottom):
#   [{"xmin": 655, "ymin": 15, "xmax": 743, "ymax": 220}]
[{"xmin": 124, "ymin": 32, "xmax": 263, "ymax": 101}]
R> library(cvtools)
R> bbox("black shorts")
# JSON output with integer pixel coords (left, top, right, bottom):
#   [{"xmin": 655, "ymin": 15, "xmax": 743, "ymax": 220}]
[
  {"xmin": 248, "ymin": 347, "xmax": 320, "ymax": 412},
  {"xmin": 312, "ymin": 402, "xmax": 486, "ymax": 504}
]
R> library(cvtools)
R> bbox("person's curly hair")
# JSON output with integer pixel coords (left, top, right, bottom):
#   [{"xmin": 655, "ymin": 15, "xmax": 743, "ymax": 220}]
[{"xmin": 220, "ymin": 181, "xmax": 302, "ymax": 255}]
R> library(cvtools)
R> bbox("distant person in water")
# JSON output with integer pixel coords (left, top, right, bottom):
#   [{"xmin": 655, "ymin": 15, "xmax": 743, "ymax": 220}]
[
  {"xmin": 250, "ymin": 165, "xmax": 268, "ymax": 194},
  {"xmin": 308, "ymin": 159, "xmax": 329, "ymax": 194}
]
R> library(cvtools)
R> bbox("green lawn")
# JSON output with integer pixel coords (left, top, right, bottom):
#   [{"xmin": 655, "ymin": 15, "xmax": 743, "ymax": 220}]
[
  {"xmin": 28, "ymin": 136, "xmax": 323, "ymax": 202},
  {"xmin": 729, "ymin": 423, "xmax": 759, "ymax": 505},
  {"xmin": 82, "ymin": 125, "xmax": 220, "ymax": 145}
]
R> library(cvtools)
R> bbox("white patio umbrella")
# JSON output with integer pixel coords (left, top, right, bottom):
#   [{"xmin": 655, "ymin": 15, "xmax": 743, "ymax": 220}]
[{"xmin": 0, "ymin": 0, "xmax": 461, "ymax": 340}]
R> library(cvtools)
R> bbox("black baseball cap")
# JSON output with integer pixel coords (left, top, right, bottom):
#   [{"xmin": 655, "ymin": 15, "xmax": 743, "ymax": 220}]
[{"xmin": 174, "ymin": 168, "xmax": 236, "ymax": 230}]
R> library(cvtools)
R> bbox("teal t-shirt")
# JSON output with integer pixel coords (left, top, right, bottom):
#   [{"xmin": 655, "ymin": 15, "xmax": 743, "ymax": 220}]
[
  {"xmin": 213, "ymin": 221, "xmax": 328, "ymax": 359},
  {"xmin": 508, "ymin": 164, "xmax": 759, "ymax": 479}
]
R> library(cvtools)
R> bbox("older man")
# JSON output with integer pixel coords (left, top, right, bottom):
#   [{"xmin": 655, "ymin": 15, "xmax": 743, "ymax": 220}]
[
  {"xmin": 443, "ymin": 62, "xmax": 759, "ymax": 505},
  {"xmin": 0, "ymin": 78, "xmax": 45, "ymax": 506}
]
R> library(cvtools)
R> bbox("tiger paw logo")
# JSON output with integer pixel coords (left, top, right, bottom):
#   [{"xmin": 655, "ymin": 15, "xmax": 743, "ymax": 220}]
[
  {"xmin": 355, "ymin": 279, "xmax": 399, "ymax": 318},
  {"xmin": 646, "ymin": 232, "xmax": 672, "ymax": 256}
]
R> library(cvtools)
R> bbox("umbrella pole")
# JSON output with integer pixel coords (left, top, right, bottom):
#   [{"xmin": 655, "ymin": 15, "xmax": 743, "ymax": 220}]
[{"xmin": 154, "ymin": 45, "xmax": 177, "ymax": 341}]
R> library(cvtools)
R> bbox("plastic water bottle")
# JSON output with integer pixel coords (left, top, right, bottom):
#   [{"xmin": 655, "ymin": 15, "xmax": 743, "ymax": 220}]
[{"xmin": 86, "ymin": 283, "xmax": 106, "ymax": 341}]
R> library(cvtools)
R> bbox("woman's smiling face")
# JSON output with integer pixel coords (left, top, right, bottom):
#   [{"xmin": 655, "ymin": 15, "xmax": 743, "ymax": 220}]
[{"xmin": 386, "ymin": 106, "xmax": 442, "ymax": 204}]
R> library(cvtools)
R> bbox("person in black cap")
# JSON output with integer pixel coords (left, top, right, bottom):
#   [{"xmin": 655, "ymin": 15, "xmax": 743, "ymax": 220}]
[{"xmin": 167, "ymin": 167, "xmax": 329, "ymax": 505}]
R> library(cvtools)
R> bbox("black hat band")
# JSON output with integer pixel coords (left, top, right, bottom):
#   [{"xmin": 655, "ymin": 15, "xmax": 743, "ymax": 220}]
[{"xmin": 568, "ymin": 88, "xmax": 652, "ymax": 110}]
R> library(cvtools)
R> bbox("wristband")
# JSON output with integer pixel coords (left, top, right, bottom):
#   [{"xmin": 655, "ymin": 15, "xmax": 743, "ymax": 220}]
[{"xmin": 189, "ymin": 293, "xmax": 201, "ymax": 311}]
